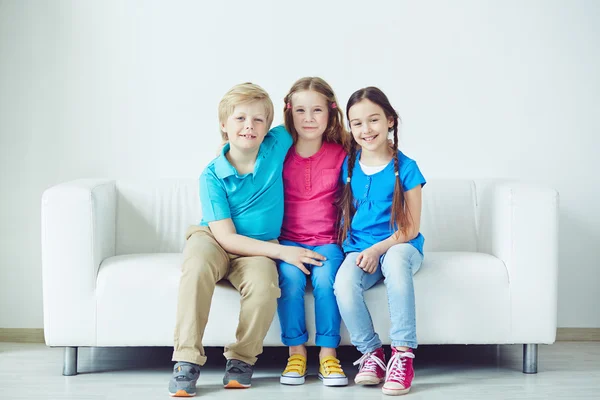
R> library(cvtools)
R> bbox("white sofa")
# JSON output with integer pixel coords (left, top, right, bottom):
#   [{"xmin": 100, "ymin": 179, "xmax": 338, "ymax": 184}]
[{"xmin": 41, "ymin": 178, "xmax": 558, "ymax": 375}]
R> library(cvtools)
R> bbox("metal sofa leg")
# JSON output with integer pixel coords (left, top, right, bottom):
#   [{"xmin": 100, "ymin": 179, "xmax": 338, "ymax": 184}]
[
  {"xmin": 63, "ymin": 347, "xmax": 78, "ymax": 376},
  {"xmin": 523, "ymin": 344, "xmax": 538, "ymax": 374}
]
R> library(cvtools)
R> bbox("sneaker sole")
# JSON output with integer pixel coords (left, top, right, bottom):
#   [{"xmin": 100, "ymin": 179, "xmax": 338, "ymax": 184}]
[
  {"xmin": 169, "ymin": 389, "xmax": 196, "ymax": 397},
  {"xmin": 224, "ymin": 380, "xmax": 251, "ymax": 389},
  {"xmin": 382, "ymin": 386, "xmax": 410, "ymax": 396},
  {"xmin": 318, "ymin": 373, "xmax": 348, "ymax": 386},
  {"xmin": 280, "ymin": 375, "xmax": 306, "ymax": 385},
  {"xmin": 355, "ymin": 375, "xmax": 384, "ymax": 385}
]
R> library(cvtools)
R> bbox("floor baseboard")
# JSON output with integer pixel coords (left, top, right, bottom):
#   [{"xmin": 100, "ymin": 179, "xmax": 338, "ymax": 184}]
[
  {"xmin": 1, "ymin": 328, "xmax": 598, "ymax": 344},
  {"xmin": 556, "ymin": 328, "xmax": 600, "ymax": 341},
  {"xmin": 0, "ymin": 328, "xmax": 45, "ymax": 343}
]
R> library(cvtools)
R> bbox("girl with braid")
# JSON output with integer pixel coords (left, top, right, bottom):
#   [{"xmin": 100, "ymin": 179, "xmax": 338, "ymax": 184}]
[{"xmin": 333, "ymin": 87, "xmax": 426, "ymax": 396}]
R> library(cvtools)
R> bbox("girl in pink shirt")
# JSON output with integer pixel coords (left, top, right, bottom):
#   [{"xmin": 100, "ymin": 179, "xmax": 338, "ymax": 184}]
[{"xmin": 277, "ymin": 77, "xmax": 349, "ymax": 387}]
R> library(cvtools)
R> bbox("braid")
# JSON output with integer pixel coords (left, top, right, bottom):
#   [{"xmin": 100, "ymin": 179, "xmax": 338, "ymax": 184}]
[
  {"xmin": 390, "ymin": 119, "xmax": 411, "ymax": 237},
  {"xmin": 392, "ymin": 122, "xmax": 400, "ymax": 177},
  {"xmin": 337, "ymin": 138, "xmax": 358, "ymax": 244}
]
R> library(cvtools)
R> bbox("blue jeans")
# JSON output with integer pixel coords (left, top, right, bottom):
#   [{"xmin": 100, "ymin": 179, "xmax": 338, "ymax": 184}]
[
  {"xmin": 277, "ymin": 240, "xmax": 345, "ymax": 348},
  {"xmin": 333, "ymin": 243, "xmax": 423, "ymax": 353}
]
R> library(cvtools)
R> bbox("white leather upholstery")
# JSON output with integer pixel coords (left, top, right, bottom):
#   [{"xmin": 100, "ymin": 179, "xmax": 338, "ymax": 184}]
[
  {"xmin": 42, "ymin": 179, "xmax": 116, "ymax": 346},
  {"xmin": 41, "ymin": 178, "xmax": 559, "ymax": 348},
  {"xmin": 115, "ymin": 180, "xmax": 201, "ymax": 255}
]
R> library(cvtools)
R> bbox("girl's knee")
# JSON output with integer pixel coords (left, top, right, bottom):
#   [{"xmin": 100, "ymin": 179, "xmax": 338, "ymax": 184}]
[
  {"xmin": 333, "ymin": 277, "xmax": 360, "ymax": 308},
  {"xmin": 333, "ymin": 269, "xmax": 359, "ymax": 297},
  {"xmin": 333, "ymin": 254, "xmax": 362, "ymax": 293},
  {"xmin": 316, "ymin": 244, "xmax": 345, "ymax": 264},
  {"xmin": 311, "ymin": 261, "xmax": 337, "ymax": 289},
  {"xmin": 382, "ymin": 244, "xmax": 422, "ymax": 279},
  {"xmin": 278, "ymin": 263, "xmax": 307, "ymax": 291},
  {"xmin": 385, "ymin": 243, "xmax": 416, "ymax": 260}
]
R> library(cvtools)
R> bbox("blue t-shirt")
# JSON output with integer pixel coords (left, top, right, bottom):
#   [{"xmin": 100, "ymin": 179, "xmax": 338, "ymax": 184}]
[
  {"xmin": 341, "ymin": 150, "xmax": 427, "ymax": 254},
  {"xmin": 199, "ymin": 125, "xmax": 293, "ymax": 241}
]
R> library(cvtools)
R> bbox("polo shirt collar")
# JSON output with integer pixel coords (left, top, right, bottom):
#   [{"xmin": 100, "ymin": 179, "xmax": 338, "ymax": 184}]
[
  {"xmin": 214, "ymin": 142, "xmax": 263, "ymax": 179},
  {"xmin": 214, "ymin": 143, "xmax": 237, "ymax": 179}
]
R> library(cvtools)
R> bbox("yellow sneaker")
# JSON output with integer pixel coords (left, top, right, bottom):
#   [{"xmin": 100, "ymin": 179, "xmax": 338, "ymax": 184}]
[
  {"xmin": 318, "ymin": 356, "xmax": 348, "ymax": 386},
  {"xmin": 280, "ymin": 354, "xmax": 307, "ymax": 385}
]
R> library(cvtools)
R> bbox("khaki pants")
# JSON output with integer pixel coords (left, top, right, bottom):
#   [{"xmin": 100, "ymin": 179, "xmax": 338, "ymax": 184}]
[{"xmin": 172, "ymin": 225, "xmax": 280, "ymax": 366}]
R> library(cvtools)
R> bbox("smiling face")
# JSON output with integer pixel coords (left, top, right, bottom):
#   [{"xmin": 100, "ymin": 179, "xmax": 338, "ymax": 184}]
[
  {"xmin": 348, "ymin": 99, "xmax": 395, "ymax": 153},
  {"xmin": 290, "ymin": 90, "xmax": 330, "ymax": 142},
  {"xmin": 220, "ymin": 101, "xmax": 269, "ymax": 153}
]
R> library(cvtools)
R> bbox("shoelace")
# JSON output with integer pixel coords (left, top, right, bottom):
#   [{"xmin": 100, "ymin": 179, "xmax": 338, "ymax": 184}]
[
  {"xmin": 353, "ymin": 351, "xmax": 386, "ymax": 373},
  {"xmin": 283, "ymin": 355, "xmax": 306, "ymax": 374},
  {"xmin": 321, "ymin": 356, "xmax": 344, "ymax": 375},
  {"xmin": 385, "ymin": 351, "xmax": 415, "ymax": 382}
]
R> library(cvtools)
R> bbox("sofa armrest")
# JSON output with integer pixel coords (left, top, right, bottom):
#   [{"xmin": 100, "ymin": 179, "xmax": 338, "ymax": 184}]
[
  {"xmin": 41, "ymin": 179, "xmax": 116, "ymax": 346},
  {"xmin": 478, "ymin": 181, "xmax": 559, "ymax": 343}
]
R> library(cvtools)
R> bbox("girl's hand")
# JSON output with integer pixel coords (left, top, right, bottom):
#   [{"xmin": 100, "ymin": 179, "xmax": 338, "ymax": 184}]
[
  {"xmin": 279, "ymin": 246, "xmax": 326, "ymax": 275},
  {"xmin": 356, "ymin": 246, "xmax": 384, "ymax": 274}
]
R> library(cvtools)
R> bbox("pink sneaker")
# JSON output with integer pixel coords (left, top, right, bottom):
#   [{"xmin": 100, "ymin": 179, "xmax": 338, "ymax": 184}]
[
  {"xmin": 382, "ymin": 347, "xmax": 415, "ymax": 396},
  {"xmin": 353, "ymin": 347, "xmax": 386, "ymax": 385}
]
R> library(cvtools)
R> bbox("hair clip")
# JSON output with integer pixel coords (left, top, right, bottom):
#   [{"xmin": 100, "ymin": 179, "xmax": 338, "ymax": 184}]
[
  {"xmin": 286, "ymin": 103, "xmax": 292, "ymax": 109},
  {"xmin": 331, "ymin": 102, "xmax": 337, "ymax": 109},
  {"xmin": 346, "ymin": 177, "xmax": 351, "ymax": 183}
]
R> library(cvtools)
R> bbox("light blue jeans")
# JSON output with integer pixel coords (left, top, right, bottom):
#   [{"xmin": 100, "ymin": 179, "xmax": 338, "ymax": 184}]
[
  {"xmin": 277, "ymin": 240, "xmax": 345, "ymax": 348},
  {"xmin": 333, "ymin": 243, "xmax": 423, "ymax": 353}
]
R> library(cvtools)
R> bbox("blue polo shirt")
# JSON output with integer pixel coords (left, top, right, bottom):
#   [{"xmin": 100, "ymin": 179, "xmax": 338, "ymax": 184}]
[
  {"xmin": 341, "ymin": 150, "xmax": 427, "ymax": 254},
  {"xmin": 199, "ymin": 125, "xmax": 293, "ymax": 241}
]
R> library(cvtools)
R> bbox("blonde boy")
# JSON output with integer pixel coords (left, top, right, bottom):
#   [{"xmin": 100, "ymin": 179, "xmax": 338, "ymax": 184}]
[{"xmin": 169, "ymin": 83, "xmax": 325, "ymax": 397}]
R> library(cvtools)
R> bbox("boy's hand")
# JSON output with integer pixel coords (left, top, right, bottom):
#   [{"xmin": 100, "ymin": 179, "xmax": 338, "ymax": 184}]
[
  {"xmin": 356, "ymin": 246, "xmax": 384, "ymax": 274},
  {"xmin": 279, "ymin": 246, "xmax": 326, "ymax": 275}
]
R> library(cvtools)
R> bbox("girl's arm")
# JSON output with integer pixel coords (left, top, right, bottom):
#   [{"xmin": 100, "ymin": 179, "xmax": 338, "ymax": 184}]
[
  {"xmin": 356, "ymin": 185, "xmax": 423, "ymax": 273},
  {"xmin": 208, "ymin": 218, "xmax": 325, "ymax": 275}
]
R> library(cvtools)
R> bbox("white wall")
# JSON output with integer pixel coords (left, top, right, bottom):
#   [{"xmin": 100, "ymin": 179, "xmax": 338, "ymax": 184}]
[{"xmin": 1, "ymin": 0, "xmax": 599, "ymax": 329}]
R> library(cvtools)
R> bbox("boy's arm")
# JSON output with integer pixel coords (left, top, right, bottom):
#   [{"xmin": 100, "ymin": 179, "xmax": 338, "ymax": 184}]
[
  {"xmin": 269, "ymin": 124, "xmax": 293, "ymax": 151},
  {"xmin": 208, "ymin": 219, "xmax": 325, "ymax": 275}
]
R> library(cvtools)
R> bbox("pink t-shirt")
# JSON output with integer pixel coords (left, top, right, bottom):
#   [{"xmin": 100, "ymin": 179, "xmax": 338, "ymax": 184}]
[{"xmin": 280, "ymin": 141, "xmax": 346, "ymax": 245}]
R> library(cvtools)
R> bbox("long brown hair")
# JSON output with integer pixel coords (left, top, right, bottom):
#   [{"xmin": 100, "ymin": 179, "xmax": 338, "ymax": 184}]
[
  {"xmin": 338, "ymin": 87, "xmax": 412, "ymax": 244},
  {"xmin": 283, "ymin": 77, "xmax": 349, "ymax": 151}
]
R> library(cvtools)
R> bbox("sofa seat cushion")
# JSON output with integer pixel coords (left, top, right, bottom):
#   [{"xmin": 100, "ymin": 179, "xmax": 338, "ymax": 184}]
[{"xmin": 95, "ymin": 251, "xmax": 509, "ymax": 346}]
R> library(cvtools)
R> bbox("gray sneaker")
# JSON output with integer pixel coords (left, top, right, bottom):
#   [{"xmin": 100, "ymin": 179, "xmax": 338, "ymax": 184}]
[
  {"xmin": 168, "ymin": 362, "xmax": 200, "ymax": 397},
  {"xmin": 223, "ymin": 359, "xmax": 253, "ymax": 388}
]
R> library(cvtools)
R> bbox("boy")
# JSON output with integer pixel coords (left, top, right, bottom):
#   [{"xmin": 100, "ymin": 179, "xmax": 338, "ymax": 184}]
[{"xmin": 169, "ymin": 83, "xmax": 325, "ymax": 397}]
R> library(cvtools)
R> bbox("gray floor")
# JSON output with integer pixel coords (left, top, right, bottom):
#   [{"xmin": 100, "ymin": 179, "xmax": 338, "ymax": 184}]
[{"xmin": 1, "ymin": 342, "xmax": 599, "ymax": 399}]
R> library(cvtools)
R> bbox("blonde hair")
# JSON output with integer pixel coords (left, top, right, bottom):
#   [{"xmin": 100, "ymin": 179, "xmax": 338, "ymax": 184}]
[
  {"xmin": 283, "ymin": 77, "xmax": 349, "ymax": 151},
  {"xmin": 218, "ymin": 82, "xmax": 274, "ymax": 142}
]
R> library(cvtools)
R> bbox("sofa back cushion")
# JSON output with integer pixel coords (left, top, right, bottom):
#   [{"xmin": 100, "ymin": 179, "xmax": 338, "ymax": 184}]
[
  {"xmin": 114, "ymin": 179, "xmax": 478, "ymax": 254},
  {"xmin": 116, "ymin": 180, "xmax": 201, "ymax": 255},
  {"xmin": 420, "ymin": 180, "xmax": 478, "ymax": 252}
]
